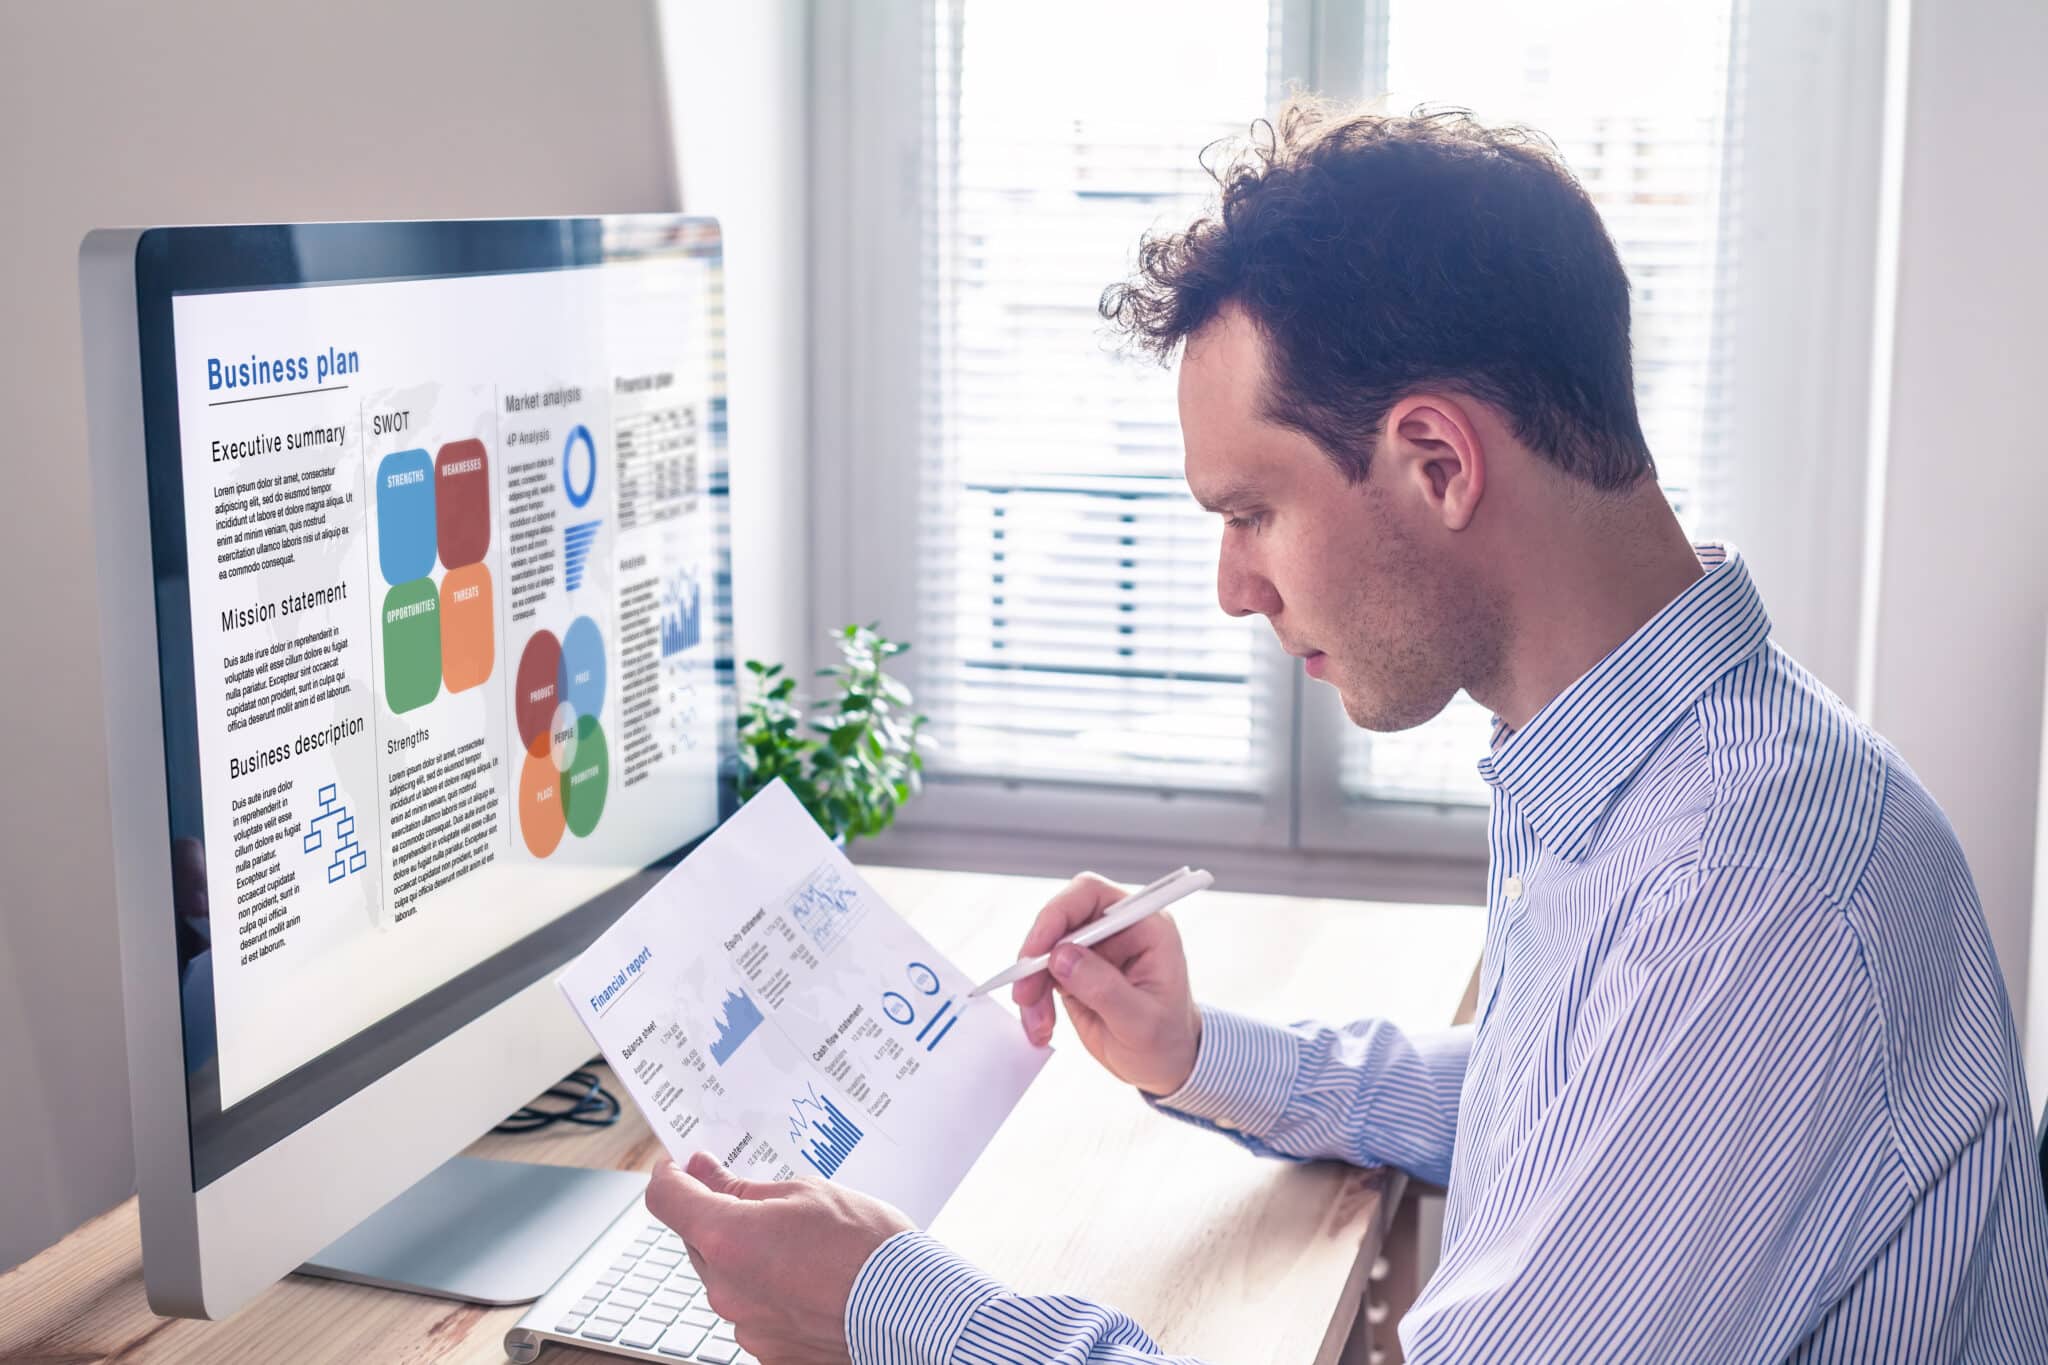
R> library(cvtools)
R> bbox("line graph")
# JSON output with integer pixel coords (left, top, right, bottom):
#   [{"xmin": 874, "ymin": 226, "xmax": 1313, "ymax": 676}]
[
  {"xmin": 788, "ymin": 1084, "xmax": 863, "ymax": 1178},
  {"xmin": 786, "ymin": 864, "xmax": 863, "ymax": 953}
]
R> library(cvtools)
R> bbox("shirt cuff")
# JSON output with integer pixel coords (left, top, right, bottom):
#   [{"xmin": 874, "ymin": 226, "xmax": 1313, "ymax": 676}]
[
  {"xmin": 1150, "ymin": 1005, "xmax": 1299, "ymax": 1136},
  {"xmin": 847, "ymin": 1230, "xmax": 1008, "ymax": 1365}
]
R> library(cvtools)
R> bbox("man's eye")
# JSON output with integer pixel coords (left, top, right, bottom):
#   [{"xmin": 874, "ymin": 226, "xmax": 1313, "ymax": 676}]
[{"xmin": 1225, "ymin": 513, "xmax": 1262, "ymax": 532}]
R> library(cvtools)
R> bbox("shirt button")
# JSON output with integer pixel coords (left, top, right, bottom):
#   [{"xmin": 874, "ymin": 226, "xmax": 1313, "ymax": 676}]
[{"xmin": 1504, "ymin": 875, "xmax": 1523, "ymax": 902}]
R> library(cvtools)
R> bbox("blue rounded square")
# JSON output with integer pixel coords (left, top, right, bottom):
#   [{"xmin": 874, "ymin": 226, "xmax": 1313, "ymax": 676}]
[{"xmin": 376, "ymin": 449, "xmax": 437, "ymax": 585}]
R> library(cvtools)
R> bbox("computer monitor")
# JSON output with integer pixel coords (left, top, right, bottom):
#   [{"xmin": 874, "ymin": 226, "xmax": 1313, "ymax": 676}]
[{"xmin": 79, "ymin": 216, "xmax": 738, "ymax": 1319}]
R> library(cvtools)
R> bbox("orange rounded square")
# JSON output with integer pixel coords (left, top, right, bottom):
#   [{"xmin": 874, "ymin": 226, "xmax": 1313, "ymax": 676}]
[{"xmin": 440, "ymin": 563, "xmax": 494, "ymax": 693}]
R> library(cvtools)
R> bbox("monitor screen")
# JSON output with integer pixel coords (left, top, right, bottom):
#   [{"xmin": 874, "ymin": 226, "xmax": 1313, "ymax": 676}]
[{"xmin": 134, "ymin": 219, "xmax": 736, "ymax": 1187}]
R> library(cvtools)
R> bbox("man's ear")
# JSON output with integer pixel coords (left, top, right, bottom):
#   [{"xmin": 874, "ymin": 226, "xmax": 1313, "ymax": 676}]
[{"xmin": 1383, "ymin": 394, "xmax": 1485, "ymax": 531}]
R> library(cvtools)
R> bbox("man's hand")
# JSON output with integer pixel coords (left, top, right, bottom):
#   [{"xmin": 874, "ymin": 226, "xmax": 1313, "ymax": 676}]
[
  {"xmin": 645, "ymin": 1152, "xmax": 915, "ymax": 1365},
  {"xmin": 1012, "ymin": 873, "xmax": 1202, "ymax": 1096}
]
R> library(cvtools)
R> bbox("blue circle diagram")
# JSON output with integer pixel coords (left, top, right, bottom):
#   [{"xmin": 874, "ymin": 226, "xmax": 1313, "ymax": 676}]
[
  {"xmin": 881, "ymin": 992, "xmax": 914, "ymax": 1025},
  {"xmin": 559, "ymin": 615, "xmax": 608, "ymax": 718},
  {"xmin": 562, "ymin": 424, "xmax": 597, "ymax": 508}
]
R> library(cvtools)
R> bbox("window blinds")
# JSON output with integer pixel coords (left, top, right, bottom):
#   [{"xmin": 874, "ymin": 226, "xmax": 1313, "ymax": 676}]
[
  {"xmin": 918, "ymin": 0, "xmax": 1276, "ymax": 792},
  {"xmin": 1340, "ymin": 0, "xmax": 1736, "ymax": 806},
  {"xmin": 917, "ymin": 0, "xmax": 1736, "ymax": 810}
]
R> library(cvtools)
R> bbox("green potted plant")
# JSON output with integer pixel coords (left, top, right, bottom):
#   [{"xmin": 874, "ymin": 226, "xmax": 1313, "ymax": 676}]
[{"xmin": 737, "ymin": 624, "xmax": 927, "ymax": 845}]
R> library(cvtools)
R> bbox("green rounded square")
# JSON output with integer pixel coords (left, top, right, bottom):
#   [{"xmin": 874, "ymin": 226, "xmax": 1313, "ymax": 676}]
[{"xmin": 382, "ymin": 578, "xmax": 442, "ymax": 714}]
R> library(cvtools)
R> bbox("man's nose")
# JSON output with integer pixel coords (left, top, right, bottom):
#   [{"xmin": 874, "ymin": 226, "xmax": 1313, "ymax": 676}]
[{"xmin": 1217, "ymin": 556, "xmax": 1281, "ymax": 620}]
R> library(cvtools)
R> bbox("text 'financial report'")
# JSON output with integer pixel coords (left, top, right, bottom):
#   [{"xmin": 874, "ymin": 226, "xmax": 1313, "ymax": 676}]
[{"xmin": 559, "ymin": 781, "xmax": 1049, "ymax": 1223}]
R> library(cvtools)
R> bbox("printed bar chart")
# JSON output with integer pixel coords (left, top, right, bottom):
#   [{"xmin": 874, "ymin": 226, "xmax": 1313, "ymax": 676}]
[
  {"xmin": 789, "ymin": 1085, "xmax": 863, "ymax": 1178},
  {"xmin": 563, "ymin": 520, "xmax": 603, "ymax": 591},
  {"xmin": 916, "ymin": 998, "xmax": 955, "ymax": 1048},
  {"xmin": 660, "ymin": 571, "xmax": 702, "ymax": 657}
]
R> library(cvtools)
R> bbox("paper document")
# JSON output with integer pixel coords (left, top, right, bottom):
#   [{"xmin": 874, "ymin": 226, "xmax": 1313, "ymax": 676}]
[{"xmin": 558, "ymin": 780, "xmax": 1050, "ymax": 1224}]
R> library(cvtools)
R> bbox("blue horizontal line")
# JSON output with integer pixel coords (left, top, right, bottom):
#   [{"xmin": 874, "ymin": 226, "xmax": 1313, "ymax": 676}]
[{"xmin": 916, "ymin": 998, "xmax": 955, "ymax": 1043}]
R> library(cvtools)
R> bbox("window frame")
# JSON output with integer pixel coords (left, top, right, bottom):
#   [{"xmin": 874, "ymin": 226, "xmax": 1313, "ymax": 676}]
[{"xmin": 807, "ymin": 0, "xmax": 1883, "ymax": 896}]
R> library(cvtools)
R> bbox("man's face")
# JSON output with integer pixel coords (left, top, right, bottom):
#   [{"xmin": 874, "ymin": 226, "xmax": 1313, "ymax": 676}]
[{"xmin": 1179, "ymin": 306, "xmax": 1485, "ymax": 732}]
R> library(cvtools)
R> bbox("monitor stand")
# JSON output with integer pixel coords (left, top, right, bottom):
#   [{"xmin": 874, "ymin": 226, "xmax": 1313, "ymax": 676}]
[{"xmin": 298, "ymin": 1155, "xmax": 649, "ymax": 1305}]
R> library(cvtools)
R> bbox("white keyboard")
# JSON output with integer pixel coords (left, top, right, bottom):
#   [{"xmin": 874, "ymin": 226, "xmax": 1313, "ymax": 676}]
[{"xmin": 504, "ymin": 1201, "xmax": 755, "ymax": 1364}]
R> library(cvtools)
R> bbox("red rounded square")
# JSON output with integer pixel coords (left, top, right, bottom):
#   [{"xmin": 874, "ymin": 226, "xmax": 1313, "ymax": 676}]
[{"xmin": 435, "ymin": 439, "xmax": 491, "ymax": 568}]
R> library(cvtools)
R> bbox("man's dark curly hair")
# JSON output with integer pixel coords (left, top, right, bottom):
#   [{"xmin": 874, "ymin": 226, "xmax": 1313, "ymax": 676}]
[{"xmin": 1100, "ymin": 101, "xmax": 1654, "ymax": 488}]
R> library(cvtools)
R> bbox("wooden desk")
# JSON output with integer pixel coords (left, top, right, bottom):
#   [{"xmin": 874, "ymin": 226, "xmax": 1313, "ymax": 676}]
[{"xmin": 0, "ymin": 868, "xmax": 1481, "ymax": 1365}]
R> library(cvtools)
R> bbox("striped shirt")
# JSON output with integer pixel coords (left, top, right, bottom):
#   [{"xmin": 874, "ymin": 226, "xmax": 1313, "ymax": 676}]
[{"xmin": 847, "ymin": 543, "xmax": 2048, "ymax": 1363}]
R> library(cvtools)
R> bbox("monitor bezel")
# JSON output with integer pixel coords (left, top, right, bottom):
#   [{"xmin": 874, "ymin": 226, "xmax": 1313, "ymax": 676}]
[{"xmin": 130, "ymin": 218, "xmax": 738, "ymax": 1192}]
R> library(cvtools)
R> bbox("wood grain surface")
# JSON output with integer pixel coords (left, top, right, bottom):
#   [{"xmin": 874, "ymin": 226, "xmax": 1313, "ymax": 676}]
[{"xmin": 0, "ymin": 866, "xmax": 1480, "ymax": 1365}]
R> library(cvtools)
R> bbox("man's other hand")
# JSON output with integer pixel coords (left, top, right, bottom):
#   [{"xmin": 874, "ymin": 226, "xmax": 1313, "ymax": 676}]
[
  {"xmin": 645, "ymin": 1152, "xmax": 915, "ymax": 1365},
  {"xmin": 1013, "ymin": 873, "xmax": 1202, "ymax": 1096}
]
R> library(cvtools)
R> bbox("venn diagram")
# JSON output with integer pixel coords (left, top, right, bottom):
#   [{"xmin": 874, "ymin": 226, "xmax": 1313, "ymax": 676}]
[{"xmin": 514, "ymin": 617, "xmax": 609, "ymax": 856}]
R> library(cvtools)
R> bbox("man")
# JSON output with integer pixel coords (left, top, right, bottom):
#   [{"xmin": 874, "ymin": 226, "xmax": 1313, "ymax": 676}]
[{"xmin": 647, "ymin": 104, "xmax": 2048, "ymax": 1362}]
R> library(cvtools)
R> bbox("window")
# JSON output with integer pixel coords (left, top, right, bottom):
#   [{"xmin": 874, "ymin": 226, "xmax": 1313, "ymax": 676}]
[
  {"xmin": 812, "ymin": 0, "xmax": 1883, "ymax": 887},
  {"xmin": 1338, "ymin": 0, "xmax": 1736, "ymax": 810},
  {"xmin": 919, "ymin": 0, "xmax": 1275, "ymax": 795}
]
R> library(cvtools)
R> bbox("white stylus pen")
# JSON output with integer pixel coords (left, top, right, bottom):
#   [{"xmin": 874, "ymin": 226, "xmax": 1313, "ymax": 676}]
[{"xmin": 966, "ymin": 866, "xmax": 1215, "ymax": 998}]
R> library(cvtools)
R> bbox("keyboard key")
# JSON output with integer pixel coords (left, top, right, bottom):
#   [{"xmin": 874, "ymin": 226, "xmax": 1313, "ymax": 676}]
[
  {"xmin": 696, "ymin": 1340, "xmax": 742, "ymax": 1365},
  {"xmin": 625, "ymin": 1273, "xmax": 665, "ymax": 1295},
  {"xmin": 657, "ymin": 1322, "xmax": 709, "ymax": 1357},
  {"xmin": 643, "ymin": 1249, "xmax": 684, "ymax": 1269},
  {"xmin": 633, "ymin": 1226, "xmax": 661, "ymax": 1245},
  {"xmin": 733, "ymin": 1353, "xmax": 759, "ymax": 1365},
  {"xmin": 610, "ymin": 1289, "xmax": 649, "ymax": 1311},
  {"xmin": 710, "ymin": 1322, "xmax": 737, "ymax": 1342},
  {"xmin": 640, "ymin": 1304, "xmax": 679, "ymax": 1325},
  {"xmin": 594, "ymin": 1269, "xmax": 624, "ymax": 1289},
  {"xmin": 620, "ymin": 1317, "xmax": 668, "ymax": 1350},
  {"xmin": 679, "ymin": 1306, "xmax": 717, "ymax": 1329},
  {"xmin": 652, "ymin": 1291, "xmax": 692, "ymax": 1312},
  {"xmin": 658, "ymin": 1231, "xmax": 686, "ymax": 1250},
  {"xmin": 554, "ymin": 1313, "xmax": 588, "ymax": 1334},
  {"xmin": 581, "ymin": 1320, "xmax": 623, "ymax": 1343},
  {"xmin": 610, "ymin": 1256, "xmax": 642, "ymax": 1274},
  {"xmin": 667, "ymin": 1269, "xmax": 703, "ymax": 1291},
  {"xmin": 572, "ymin": 1294, "xmax": 605, "ymax": 1316},
  {"xmin": 591, "ymin": 1302, "xmax": 636, "ymax": 1326}
]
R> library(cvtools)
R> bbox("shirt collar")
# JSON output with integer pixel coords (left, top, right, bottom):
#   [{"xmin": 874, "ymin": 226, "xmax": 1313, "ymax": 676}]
[{"xmin": 1476, "ymin": 543, "xmax": 1771, "ymax": 864}]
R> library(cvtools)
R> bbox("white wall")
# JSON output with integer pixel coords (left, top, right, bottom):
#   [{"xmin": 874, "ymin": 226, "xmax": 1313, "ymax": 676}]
[
  {"xmin": 0, "ymin": 0, "xmax": 681, "ymax": 1272},
  {"xmin": 1717, "ymin": 0, "xmax": 1888, "ymax": 702},
  {"xmin": 660, "ymin": 0, "xmax": 814, "ymax": 676},
  {"xmin": 1860, "ymin": 0, "xmax": 2048, "ymax": 1084}
]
